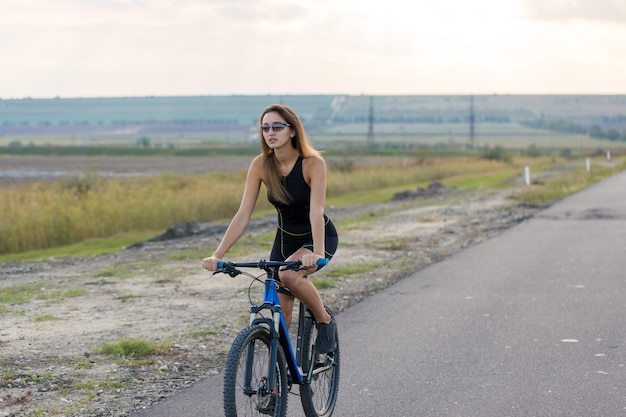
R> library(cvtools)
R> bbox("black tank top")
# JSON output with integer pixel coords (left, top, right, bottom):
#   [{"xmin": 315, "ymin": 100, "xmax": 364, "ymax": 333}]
[{"xmin": 268, "ymin": 156, "xmax": 334, "ymax": 236}]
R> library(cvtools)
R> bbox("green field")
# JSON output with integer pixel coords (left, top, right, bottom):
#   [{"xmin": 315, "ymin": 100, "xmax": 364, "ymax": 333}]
[{"xmin": 2, "ymin": 94, "xmax": 626, "ymax": 151}]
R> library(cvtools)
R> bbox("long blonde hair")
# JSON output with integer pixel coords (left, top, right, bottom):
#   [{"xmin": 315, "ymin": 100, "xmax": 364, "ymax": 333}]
[{"xmin": 259, "ymin": 104, "xmax": 320, "ymax": 204}]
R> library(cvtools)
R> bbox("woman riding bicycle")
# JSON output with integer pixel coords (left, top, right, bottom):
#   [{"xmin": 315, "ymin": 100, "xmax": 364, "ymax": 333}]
[{"xmin": 202, "ymin": 103, "xmax": 338, "ymax": 354}]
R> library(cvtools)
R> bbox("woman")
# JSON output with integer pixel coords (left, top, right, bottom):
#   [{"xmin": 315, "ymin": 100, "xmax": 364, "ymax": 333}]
[{"xmin": 202, "ymin": 103, "xmax": 338, "ymax": 354}]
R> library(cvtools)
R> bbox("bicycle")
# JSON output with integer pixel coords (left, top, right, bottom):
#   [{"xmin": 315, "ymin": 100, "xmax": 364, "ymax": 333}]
[{"xmin": 214, "ymin": 259, "xmax": 340, "ymax": 417}]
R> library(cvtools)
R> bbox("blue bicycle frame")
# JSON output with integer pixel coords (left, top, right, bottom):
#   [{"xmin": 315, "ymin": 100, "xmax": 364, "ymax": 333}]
[
  {"xmin": 251, "ymin": 276, "xmax": 304, "ymax": 388},
  {"xmin": 219, "ymin": 258, "xmax": 340, "ymax": 417},
  {"xmin": 218, "ymin": 259, "xmax": 328, "ymax": 389}
]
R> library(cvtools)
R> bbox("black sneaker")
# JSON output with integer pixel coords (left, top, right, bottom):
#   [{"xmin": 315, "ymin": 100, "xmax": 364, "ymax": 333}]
[
  {"xmin": 258, "ymin": 394, "xmax": 276, "ymax": 415},
  {"xmin": 315, "ymin": 317, "xmax": 337, "ymax": 354}
]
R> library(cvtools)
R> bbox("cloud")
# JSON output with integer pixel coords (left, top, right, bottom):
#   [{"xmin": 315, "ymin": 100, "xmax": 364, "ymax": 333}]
[
  {"xmin": 522, "ymin": 0, "xmax": 626, "ymax": 23},
  {"xmin": 2, "ymin": 0, "xmax": 626, "ymax": 97}
]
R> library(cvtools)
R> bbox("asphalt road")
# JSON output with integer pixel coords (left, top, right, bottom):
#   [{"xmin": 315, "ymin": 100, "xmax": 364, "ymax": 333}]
[{"xmin": 133, "ymin": 171, "xmax": 626, "ymax": 417}]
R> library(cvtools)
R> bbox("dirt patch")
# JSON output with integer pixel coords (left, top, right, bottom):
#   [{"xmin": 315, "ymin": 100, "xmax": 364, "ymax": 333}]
[{"xmin": 0, "ymin": 180, "xmax": 540, "ymax": 416}]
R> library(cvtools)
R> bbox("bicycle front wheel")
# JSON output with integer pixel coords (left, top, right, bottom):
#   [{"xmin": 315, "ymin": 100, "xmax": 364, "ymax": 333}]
[
  {"xmin": 299, "ymin": 307, "xmax": 340, "ymax": 417},
  {"xmin": 223, "ymin": 325, "xmax": 288, "ymax": 417}
]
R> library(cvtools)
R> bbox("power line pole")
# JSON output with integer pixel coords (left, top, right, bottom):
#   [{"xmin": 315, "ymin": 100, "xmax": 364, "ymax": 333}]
[
  {"xmin": 469, "ymin": 95, "xmax": 475, "ymax": 148},
  {"xmin": 367, "ymin": 96, "xmax": 375, "ymax": 147}
]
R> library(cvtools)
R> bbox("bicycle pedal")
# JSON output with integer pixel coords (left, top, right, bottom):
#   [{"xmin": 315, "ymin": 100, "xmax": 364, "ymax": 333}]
[{"xmin": 257, "ymin": 394, "xmax": 276, "ymax": 415}]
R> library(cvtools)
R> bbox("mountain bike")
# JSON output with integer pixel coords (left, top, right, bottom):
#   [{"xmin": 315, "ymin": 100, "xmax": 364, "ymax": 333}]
[{"xmin": 214, "ymin": 259, "xmax": 340, "ymax": 417}]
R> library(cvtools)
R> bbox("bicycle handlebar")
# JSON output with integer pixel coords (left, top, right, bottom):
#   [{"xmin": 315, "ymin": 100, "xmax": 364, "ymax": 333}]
[{"xmin": 216, "ymin": 258, "xmax": 328, "ymax": 270}]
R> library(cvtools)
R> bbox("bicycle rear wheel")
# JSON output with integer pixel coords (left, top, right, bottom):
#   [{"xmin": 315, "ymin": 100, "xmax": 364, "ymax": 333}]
[
  {"xmin": 299, "ymin": 307, "xmax": 340, "ymax": 417},
  {"xmin": 223, "ymin": 325, "xmax": 288, "ymax": 417}
]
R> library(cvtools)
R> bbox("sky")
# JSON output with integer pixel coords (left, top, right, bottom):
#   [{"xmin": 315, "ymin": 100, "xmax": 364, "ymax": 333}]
[{"xmin": 2, "ymin": 0, "xmax": 626, "ymax": 99}]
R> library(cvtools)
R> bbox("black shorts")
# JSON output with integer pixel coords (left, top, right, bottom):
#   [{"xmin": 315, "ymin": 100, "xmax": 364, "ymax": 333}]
[{"xmin": 269, "ymin": 223, "xmax": 338, "ymax": 296}]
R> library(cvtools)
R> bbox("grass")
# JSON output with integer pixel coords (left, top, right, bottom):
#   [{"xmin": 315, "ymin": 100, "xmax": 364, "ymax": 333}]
[
  {"xmin": 0, "ymin": 369, "xmax": 54, "ymax": 387},
  {"xmin": 0, "ymin": 284, "xmax": 87, "ymax": 305},
  {"xmin": 37, "ymin": 288, "xmax": 88, "ymax": 302},
  {"xmin": 227, "ymin": 231, "xmax": 276, "ymax": 257},
  {"xmin": 444, "ymin": 172, "xmax": 514, "ymax": 189},
  {"xmin": 0, "ymin": 231, "xmax": 158, "ymax": 263},
  {"xmin": 0, "ymin": 155, "xmax": 489, "ymax": 259},
  {"xmin": 62, "ymin": 378, "xmax": 127, "ymax": 404},
  {"xmin": 0, "ymin": 284, "xmax": 88, "ymax": 317},
  {"xmin": 33, "ymin": 313, "xmax": 60, "ymax": 321},
  {"xmin": 0, "ymin": 283, "xmax": 41, "ymax": 304},
  {"xmin": 76, "ymin": 360, "xmax": 96, "ymax": 369},
  {"xmin": 1, "ymin": 153, "xmax": 624, "ymax": 261},
  {"xmin": 371, "ymin": 236, "xmax": 417, "ymax": 251},
  {"xmin": 23, "ymin": 371, "xmax": 54, "ymax": 383},
  {"xmin": 95, "ymin": 269, "xmax": 131, "ymax": 278},
  {"xmin": 168, "ymin": 230, "xmax": 276, "ymax": 262},
  {"xmin": 0, "ymin": 171, "xmax": 252, "ymax": 257},
  {"xmin": 98, "ymin": 338, "xmax": 168, "ymax": 358},
  {"xmin": 114, "ymin": 294, "xmax": 141, "ymax": 300},
  {"xmin": 189, "ymin": 329, "xmax": 218, "ymax": 338},
  {"xmin": 117, "ymin": 358, "xmax": 155, "ymax": 367},
  {"xmin": 168, "ymin": 249, "xmax": 210, "ymax": 261},
  {"xmin": 323, "ymin": 262, "xmax": 382, "ymax": 278},
  {"xmin": 511, "ymin": 162, "xmax": 625, "ymax": 206},
  {"xmin": 310, "ymin": 277, "xmax": 337, "ymax": 289},
  {"xmin": 334, "ymin": 210, "xmax": 383, "ymax": 230}
]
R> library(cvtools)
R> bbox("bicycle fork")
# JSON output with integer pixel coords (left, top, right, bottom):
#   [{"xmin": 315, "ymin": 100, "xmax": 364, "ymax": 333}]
[{"xmin": 243, "ymin": 279, "xmax": 283, "ymax": 395}]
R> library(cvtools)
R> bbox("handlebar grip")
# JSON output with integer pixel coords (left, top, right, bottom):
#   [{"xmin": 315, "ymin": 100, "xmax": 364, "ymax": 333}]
[{"xmin": 216, "ymin": 261, "xmax": 224, "ymax": 268}]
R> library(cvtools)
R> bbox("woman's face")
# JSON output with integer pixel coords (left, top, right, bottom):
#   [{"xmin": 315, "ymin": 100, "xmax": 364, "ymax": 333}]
[{"xmin": 261, "ymin": 111, "xmax": 294, "ymax": 150}]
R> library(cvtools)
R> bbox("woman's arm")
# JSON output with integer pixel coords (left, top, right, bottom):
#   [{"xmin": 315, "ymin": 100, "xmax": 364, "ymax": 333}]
[
  {"xmin": 304, "ymin": 155, "xmax": 327, "ymax": 265},
  {"xmin": 203, "ymin": 156, "xmax": 263, "ymax": 269}
]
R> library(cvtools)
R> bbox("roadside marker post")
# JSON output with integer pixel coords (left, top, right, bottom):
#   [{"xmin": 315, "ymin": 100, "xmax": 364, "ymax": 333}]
[{"xmin": 524, "ymin": 166, "xmax": 530, "ymax": 187}]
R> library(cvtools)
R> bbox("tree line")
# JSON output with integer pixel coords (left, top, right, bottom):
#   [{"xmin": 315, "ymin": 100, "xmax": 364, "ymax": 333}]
[{"xmin": 521, "ymin": 117, "xmax": 626, "ymax": 142}]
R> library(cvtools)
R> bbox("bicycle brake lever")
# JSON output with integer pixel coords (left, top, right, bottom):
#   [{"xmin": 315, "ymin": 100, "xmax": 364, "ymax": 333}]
[{"xmin": 212, "ymin": 269, "xmax": 240, "ymax": 278}]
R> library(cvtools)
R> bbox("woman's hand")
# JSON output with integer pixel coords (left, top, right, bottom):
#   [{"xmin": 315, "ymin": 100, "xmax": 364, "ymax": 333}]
[
  {"xmin": 301, "ymin": 253, "xmax": 323, "ymax": 269},
  {"xmin": 202, "ymin": 255, "xmax": 223, "ymax": 272}
]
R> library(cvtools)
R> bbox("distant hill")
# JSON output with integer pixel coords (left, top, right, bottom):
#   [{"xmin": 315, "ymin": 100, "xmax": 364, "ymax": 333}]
[{"xmin": 1, "ymin": 95, "xmax": 625, "ymax": 147}]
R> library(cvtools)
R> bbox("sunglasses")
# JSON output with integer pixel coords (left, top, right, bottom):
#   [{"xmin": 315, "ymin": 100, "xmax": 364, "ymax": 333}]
[{"xmin": 261, "ymin": 122, "xmax": 291, "ymax": 133}]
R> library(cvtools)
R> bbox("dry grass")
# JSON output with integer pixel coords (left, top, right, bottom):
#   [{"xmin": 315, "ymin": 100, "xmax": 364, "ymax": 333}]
[{"xmin": 2, "ymin": 154, "xmax": 606, "ymax": 256}]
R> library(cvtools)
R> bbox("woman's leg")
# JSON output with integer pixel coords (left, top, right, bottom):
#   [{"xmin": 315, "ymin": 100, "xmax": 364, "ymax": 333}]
[
  {"xmin": 278, "ymin": 293, "xmax": 295, "ymax": 329},
  {"xmin": 278, "ymin": 248, "xmax": 331, "ymax": 325}
]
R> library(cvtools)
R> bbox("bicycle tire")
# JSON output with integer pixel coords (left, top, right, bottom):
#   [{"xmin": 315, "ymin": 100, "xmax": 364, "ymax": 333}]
[
  {"xmin": 223, "ymin": 325, "xmax": 288, "ymax": 417},
  {"xmin": 299, "ymin": 306, "xmax": 340, "ymax": 417}
]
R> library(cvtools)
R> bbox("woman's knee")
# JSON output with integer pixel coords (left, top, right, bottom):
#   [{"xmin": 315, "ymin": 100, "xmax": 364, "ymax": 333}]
[{"xmin": 278, "ymin": 269, "xmax": 299, "ymax": 288}]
